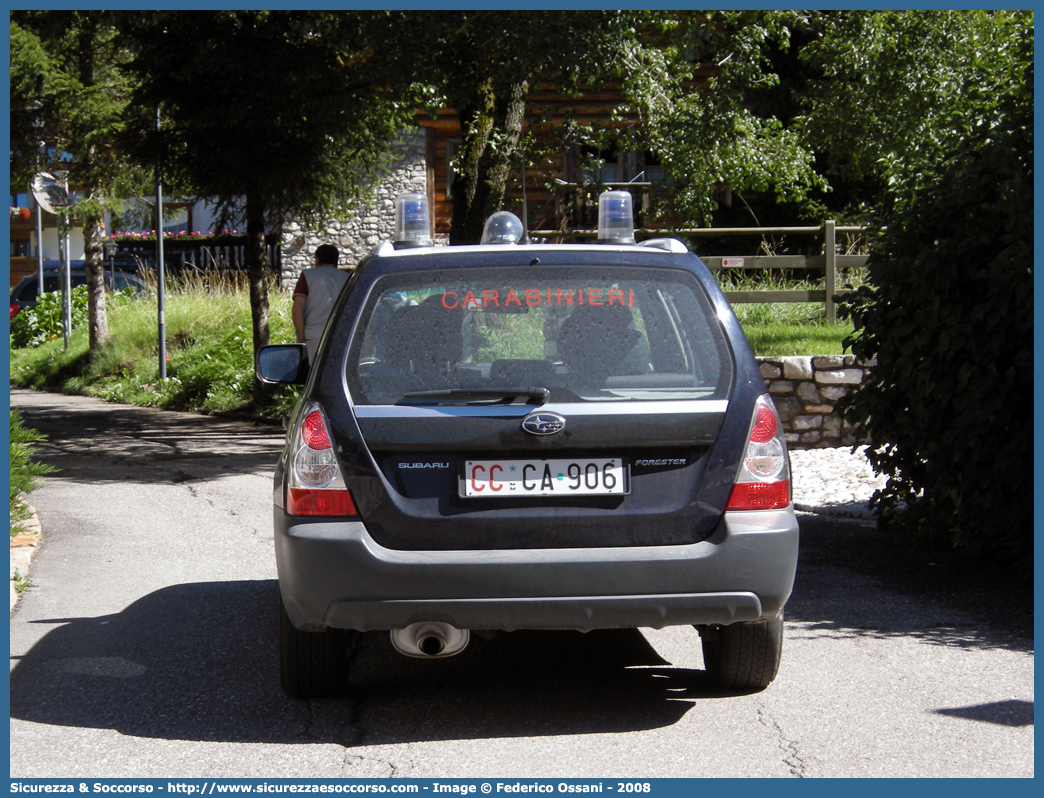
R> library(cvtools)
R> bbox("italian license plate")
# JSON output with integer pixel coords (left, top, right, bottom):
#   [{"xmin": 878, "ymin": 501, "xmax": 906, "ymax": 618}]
[{"xmin": 463, "ymin": 458, "xmax": 629, "ymax": 498}]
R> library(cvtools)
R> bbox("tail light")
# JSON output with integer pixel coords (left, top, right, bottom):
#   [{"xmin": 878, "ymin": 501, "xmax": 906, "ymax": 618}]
[
  {"xmin": 726, "ymin": 395, "xmax": 791, "ymax": 511},
  {"xmin": 286, "ymin": 403, "xmax": 358, "ymax": 517},
  {"xmin": 11, "ymin": 304, "xmax": 21, "ymax": 319}
]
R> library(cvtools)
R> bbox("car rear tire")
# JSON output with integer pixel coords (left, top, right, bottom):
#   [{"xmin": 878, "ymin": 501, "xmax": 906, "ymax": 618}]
[
  {"xmin": 278, "ymin": 594, "xmax": 352, "ymax": 698},
  {"xmin": 698, "ymin": 611, "xmax": 783, "ymax": 690}
]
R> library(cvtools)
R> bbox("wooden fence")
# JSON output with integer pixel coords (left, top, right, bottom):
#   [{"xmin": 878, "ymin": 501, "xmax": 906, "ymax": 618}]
[
  {"xmin": 110, "ymin": 223, "xmax": 866, "ymax": 323},
  {"xmin": 533, "ymin": 221, "xmax": 869, "ymax": 324},
  {"xmin": 692, "ymin": 221, "xmax": 869, "ymax": 324}
]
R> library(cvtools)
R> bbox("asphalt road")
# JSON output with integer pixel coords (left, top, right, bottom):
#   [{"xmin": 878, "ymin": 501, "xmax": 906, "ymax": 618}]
[{"xmin": 9, "ymin": 388, "xmax": 1034, "ymax": 778}]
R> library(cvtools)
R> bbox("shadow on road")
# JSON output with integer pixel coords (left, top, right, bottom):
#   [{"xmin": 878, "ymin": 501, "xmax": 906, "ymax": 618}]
[
  {"xmin": 786, "ymin": 513, "xmax": 1034, "ymax": 654},
  {"xmin": 10, "ymin": 390, "xmax": 284, "ymax": 485},
  {"xmin": 934, "ymin": 700, "xmax": 1034, "ymax": 727},
  {"xmin": 10, "ymin": 390, "xmax": 1033, "ymax": 747},
  {"xmin": 10, "ymin": 529, "xmax": 1034, "ymax": 746},
  {"xmin": 10, "ymin": 580, "xmax": 736, "ymax": 745}
]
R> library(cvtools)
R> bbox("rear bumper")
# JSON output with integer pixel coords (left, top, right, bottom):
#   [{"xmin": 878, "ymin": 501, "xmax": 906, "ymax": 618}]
[{"xmin": 275, "ymin": 508, "xmax": 799, "ymax": 633}]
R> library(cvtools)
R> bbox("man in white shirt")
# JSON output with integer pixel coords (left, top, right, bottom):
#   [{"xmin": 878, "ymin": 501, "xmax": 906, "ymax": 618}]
[{"xmin": 292, "ymin": 244, "xmax": 349, "ymax": 362}]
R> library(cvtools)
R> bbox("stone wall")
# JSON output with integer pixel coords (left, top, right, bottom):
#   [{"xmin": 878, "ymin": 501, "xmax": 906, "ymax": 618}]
[
  {"xmin": 278, "ymin": 130, "xmax": 429, "ymax": 289},
  {"xmin": 756, "ymin": 355, "xmax": 873, "ymax": 449}
]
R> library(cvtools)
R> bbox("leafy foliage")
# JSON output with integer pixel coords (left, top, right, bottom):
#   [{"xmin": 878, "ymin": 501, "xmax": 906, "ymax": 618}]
[
  {"xmin": 471, "ymin": 313, "xmax": 545, "ymax": 364},
  {"xmin": 795, "ymin": 10, "xmax": 1030, "ymax": 217},
  {"xmin": 374, "ymin": 10, "xmax": 640, "ymax": 243},
  {"xmin": 624, "ymin": 11, "xmax": 825, "ymax": 227},
  {"xmin": 10, "ymin": 12, "xmax": 150, "ymax": 351},
  {"xmin": 11, "ymin": 287, "xmax": 90, "ymax": 348},
  {"xmin": 10, "ymin": 13, "xmax": 143, "ymax": 207},
  {"xmin": 120, "ymin": 12, "xmax": 415, "ymax": 229},
  {"xmin": 840, "ymin": 20, "xmax": 1032, "ymax": 569},
  {"xmin": 9, "ymin": 411, "xmax": 56, "ymax": 501},
  {"xmin": 118, "ymin": 11, "xmax": 418, "ymax": 358},
  {"xmin": 11, "ymin": 286, "xmax": 135, "ymax": 349},
  {"xmin": 624, "ymin": 11, "xmax": 1032, "ymax": 228},
  {"xmin": 9, "ymin": 280, "xmax": 300, "ymax": 420}
]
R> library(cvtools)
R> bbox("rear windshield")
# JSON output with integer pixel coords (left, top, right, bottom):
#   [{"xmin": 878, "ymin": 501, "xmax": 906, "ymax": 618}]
[{"xmin": 346, "ymin": 265, "xmax": 733, "ymax": 405}]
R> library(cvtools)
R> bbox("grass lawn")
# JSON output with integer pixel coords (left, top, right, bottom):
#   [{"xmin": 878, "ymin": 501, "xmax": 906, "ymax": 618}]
[
  {"xmin": 9, "ymin": 272, "xmax": 855, "ymax": 419},
  {"xmin": 744, "ymin": 322, "xmax": 852, "ymax": 357},
  {"xmin": 720, "ymin": 269, "xmax": 860, "ymax": 356},
  {"xmin": 737, "ymin": 310, "xmax": 853, "ymax": 356},
  {"xmin": 9, "ymin": 276, "xmax": 301, "ymax": 420}
]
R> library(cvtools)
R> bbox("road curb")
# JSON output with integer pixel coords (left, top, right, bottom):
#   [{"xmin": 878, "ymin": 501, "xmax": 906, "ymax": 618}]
[
  {"xmin": 795, "ymin": 502, "xmax": 876, "ymax": 521},
  {"xmin": 10, "ymin": 503, "xmax": 41, "ymax": 614}
]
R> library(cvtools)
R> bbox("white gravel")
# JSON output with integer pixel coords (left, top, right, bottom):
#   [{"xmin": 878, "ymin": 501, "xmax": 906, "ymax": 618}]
[{"xmin": 789, "ymin": 445, "xmax": 887, "ymax": 520}]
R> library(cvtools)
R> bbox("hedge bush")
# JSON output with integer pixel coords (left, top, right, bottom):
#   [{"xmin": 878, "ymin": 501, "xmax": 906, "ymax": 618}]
[{"xmin": 841, "ymin": 45, "xmax": 1033, "ymax": 571}]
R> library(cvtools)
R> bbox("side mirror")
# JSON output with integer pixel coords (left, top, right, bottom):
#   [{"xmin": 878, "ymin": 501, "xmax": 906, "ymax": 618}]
[{"xmin": 256, "ymin": 344, "xmax": 309, "ymax": 385}]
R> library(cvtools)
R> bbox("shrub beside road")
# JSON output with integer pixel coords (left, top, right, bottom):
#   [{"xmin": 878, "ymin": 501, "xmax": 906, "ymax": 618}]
[
  {"xmin": 9, "ymin": 278, "xmax": 301, "ymax": 421},
  {"xmin": 9, "ymin": 276, "xmax": 850, "ymax": 421},
  {"xmin": 9, "ymin": 410, "xmax": 55, "ymax": 539}
]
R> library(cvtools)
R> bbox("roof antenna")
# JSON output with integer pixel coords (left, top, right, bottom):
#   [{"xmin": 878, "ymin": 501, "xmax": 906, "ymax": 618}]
[{"xmin": 519, "ymin": 147, "xmax": 531, "ymax": 245}]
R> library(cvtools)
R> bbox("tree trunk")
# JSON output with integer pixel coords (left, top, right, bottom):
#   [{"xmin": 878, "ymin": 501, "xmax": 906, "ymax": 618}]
[
  {"xmin": 450, "ymin": 79, "xmax": 529, "ymax": 245},
  {"xmin": 83, "ymin": 212, "xmax": 109, "ymax": 351},
  {"xmin": 244, "ymin": 194, "xmax": 271, "ymax": 394},
  {"xmin": 245, "ymin": 196, "xmax": 271, "ymax": 353},
  {"xmin": 77, "ymin": 24, "xmax": 109, "ymax": 355}
]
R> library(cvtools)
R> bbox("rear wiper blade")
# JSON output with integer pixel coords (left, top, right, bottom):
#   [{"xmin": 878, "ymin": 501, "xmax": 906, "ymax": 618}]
[{"xmin": 401, "ymin": 387, "xmax": 550, "ymax": 406}]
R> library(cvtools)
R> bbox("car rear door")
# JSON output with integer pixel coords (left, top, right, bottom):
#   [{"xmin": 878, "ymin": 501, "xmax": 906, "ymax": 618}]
[{"xmin": 334, "ymin": 252, "xmax": 741, "ymax": 551}]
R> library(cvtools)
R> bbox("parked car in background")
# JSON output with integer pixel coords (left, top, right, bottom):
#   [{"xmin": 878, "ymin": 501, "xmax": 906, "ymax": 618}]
[
  {"xmin": 258, "ymin": 192, "xmax": 799, "ymax": 699},
  {"xmin": 10, "ymin": 261, "xmax": 149, "ymax": 318}
]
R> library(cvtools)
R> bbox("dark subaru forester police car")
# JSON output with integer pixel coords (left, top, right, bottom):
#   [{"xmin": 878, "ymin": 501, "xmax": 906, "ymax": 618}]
[{"xmin": 258, "ymin": 191, "xmax": 799, "ymax": 698}]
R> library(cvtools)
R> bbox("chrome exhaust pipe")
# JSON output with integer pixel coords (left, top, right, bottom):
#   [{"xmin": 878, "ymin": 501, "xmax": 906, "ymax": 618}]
[{"xmin": 390, "ymin": 622, "xmax": 470, "ymax": 658}]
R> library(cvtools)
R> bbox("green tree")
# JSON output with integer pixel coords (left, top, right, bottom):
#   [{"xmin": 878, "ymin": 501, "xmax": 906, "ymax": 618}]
[
  {"xmin": 623, "ymin": 10, "xmax": 825, "ymax": 228},
  {"xmin": 371, "ymin": 10, "xmax": 826, "ymax": 240},
  {"xmin": 622, "ymin": 11, "xmax": 1028, "ymax": 228},
  {"xmin": 794, "ymin": 10, "xmax": 1028, "ymax": 218},
  {"xmin": 840, "ymin": 13, "xmax": 1033, "ymax": 569},
  {"xmin": 10, "ymin": 12, "xmax": 146, "ymax": 351},
  {"xmin": 119, "ymin": 11, "xmax": 417, "ymax": 359},
  {"xmin": 377, "ymin": 11, "xmax": 640, "ymax": 244}
]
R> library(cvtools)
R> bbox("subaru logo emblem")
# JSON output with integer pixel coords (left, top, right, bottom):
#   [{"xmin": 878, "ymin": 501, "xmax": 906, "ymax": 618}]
[{"xmin": 522, "ymin": 412, "xmax": 566, "ymax": 436}]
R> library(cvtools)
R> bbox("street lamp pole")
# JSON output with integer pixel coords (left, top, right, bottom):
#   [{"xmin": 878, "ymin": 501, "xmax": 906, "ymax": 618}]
[
  {"xmin": 34, "ymin": 190, "xmax": 44, "ymax": 299},
  {"xmin": 30, "ymin": 170, "xmax": 70, "ymax": 348},
  {"xmin": 29, "ymin": 100, "xmax": 45, "ymax": 300},
  {"xmin": 56, "ymin": 171, "xmax": 72, "ymax": 350},
  {"xmin": 155, "ymin": 106, "xmax": 167, "ymax": 380}
]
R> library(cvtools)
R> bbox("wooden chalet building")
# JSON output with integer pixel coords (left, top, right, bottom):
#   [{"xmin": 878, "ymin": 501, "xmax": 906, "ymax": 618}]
[
  {"xmin": 279, "ymin": 81, "xmax": 686, "ymax": 281},
  {"xmin": 416, "ymin": 81, "xmax": 669, "ymax": 238}
]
